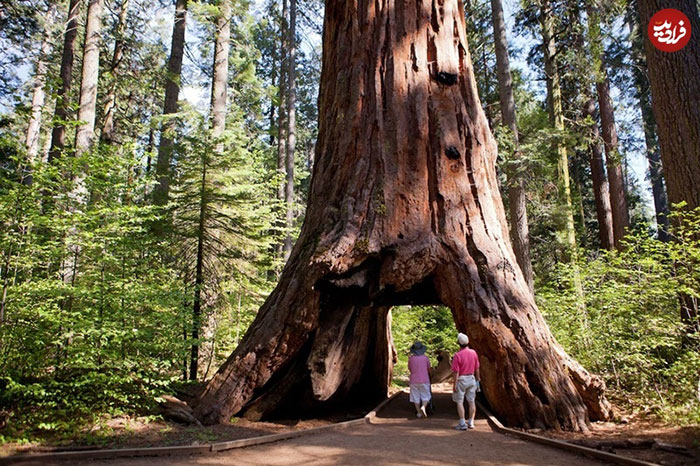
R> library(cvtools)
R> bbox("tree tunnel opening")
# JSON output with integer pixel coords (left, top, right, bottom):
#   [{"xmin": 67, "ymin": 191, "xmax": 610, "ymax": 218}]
[{"xmin": 239, "ymin": 272, "xmax": 500, "ymax": 422}]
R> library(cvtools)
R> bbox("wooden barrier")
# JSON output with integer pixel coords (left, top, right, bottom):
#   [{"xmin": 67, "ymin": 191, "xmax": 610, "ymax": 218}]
[{"xmin": 476, "ymin": 400, "xmax": 659, "ymax": 466}]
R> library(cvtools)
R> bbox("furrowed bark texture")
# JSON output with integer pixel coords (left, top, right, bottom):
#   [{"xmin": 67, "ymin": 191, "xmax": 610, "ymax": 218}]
[
  {"xmin": 101, "ymin": 0, "xmax": 131, "ymax": 143},
  {"xmin": 638, "ymin": 0, "xmax": 700, "ymax": 211},
  {"xmin": 48, "ymin": 0, "xmax": 81, "ymax": 162},
  {"xmin": 627, "ymin": 1, "xmax": 669, "ymax": 241},
  {"xmin": 638, "ymin": 0, "xmax": 700, "ymax": 333},
  {"xmin": 490, "ymin": 0, "xmax": 533, "ymax": 294},
  {"xmin": 153, "ymin": 0, "xmax": 187, "ymax": 207},
  {"xmin": 194, "ymin": 0, "xmax": 611, "ymax": 430},
  {"xmin": 583, "ymin": 97, "xmax": 614, "ymax": 250},
  {"xmin": 587, "ymin": 6, "xmax": 630, "ymax": 249}
]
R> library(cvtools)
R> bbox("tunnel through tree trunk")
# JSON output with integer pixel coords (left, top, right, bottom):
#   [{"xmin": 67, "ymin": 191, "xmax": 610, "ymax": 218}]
[{"xmin": 194, "ymin": 0, "xmax": 611, "ymax": 431}]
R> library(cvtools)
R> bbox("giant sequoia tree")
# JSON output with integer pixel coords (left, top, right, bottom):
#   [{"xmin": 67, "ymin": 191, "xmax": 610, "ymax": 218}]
[
  {"xmin": 194, "ymin": 0, "xmax": 611, "ymax": 430},
  {"xmin": 638, "ymin": 0, "xmax": 700, "ymax": 332}
]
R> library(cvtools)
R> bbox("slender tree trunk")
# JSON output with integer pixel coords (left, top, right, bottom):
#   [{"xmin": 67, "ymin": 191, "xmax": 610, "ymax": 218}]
[
  {"xmin": 153, "ymin": 0, "xmax": 187, "ymax": 207},
  {"xmin": 74, "ymin": 0, "xmax": 104, "ymax": 156},
  {"xmin": 627, "ymin": 1, "xmax": 669, "ymax": 241},
  {"xmin": 195, "ymin": 0, "xmax": 611, "ymax": 430},
  {"xmin": 283, "ymin": 0, "xmax": 297, "ymax": 262},
  {"xmin": 583, "ymin": 97, "xmax": 614, "ymax": 250},
  {"xmin": 189, "ymin": 0, "xmax": 231, "ymax": 382},
  {"xmin": 146, "ymin": 126, "xmax": 155, "ymax": 173},
  {"xmin": 24, "ymin": 4, "xmax": 56, "ymax": 182},
  {"xmin": 539, "ymin": 1, "xmax": 577, "ymax": 255},
  {"xmin": 48, "ymin": 0, "xmax": 81, "ymax": 163},
  {"xmin": 637, "ymin": 0, "xmax": 700, "ymax": 333},
  {"xmin": 596, "ymin": 77, "xmax": 629, "ymax": 247},
  {"xmin": 210, "ymin": 0, "xmax": 230, "ymax": 144},
  {"xmin": 587, "ymin": 6, "xmax": 629, "ymax": 249},
  {"xmin": 190, "ymin": 163, "xmax": 206, "ymax": 381},
  {"xmin": 639, "ymin": 92, "xmax": 669, "ymax": 241},
  {"xmin": 100, "ymin": 0, "xmax": 130, "ymax": 143},
  {"xmin": 490, "ymin": 0, "xmax": 533, "ymax": 293},
  {"xmin": 275, "ymin": 0, "xmax": 288, "ymax": 261}
]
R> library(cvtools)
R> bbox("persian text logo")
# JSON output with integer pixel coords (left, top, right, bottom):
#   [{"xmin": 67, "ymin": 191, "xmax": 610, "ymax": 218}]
[{"xmin": 648, "ymin": 8, "xmax": 691, "ymax": 52}]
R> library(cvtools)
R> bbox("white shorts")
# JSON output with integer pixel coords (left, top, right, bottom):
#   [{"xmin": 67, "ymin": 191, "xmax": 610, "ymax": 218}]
[
  {"xmin": 452, "ymin": 375, "xmax": 477, "ymax": 403},
  {"xmin": 409, "ymin": 383, "xmax": 431, "ymax": 403}
]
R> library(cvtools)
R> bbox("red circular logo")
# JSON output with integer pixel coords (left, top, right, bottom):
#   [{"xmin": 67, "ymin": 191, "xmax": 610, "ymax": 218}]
[{"xmin": 648, "ymin": 9, "xmax": 692, "ymax": 52}]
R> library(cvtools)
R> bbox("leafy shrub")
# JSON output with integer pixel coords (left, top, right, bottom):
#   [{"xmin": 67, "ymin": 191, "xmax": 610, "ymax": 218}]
[{"xmin": 537, "ymin": 207, "xmax": 700, "ymax": 423}]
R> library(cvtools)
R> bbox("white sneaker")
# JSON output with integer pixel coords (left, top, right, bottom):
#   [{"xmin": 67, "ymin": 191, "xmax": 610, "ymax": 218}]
[
  {"xmin": 454, "ymin": 423, "xmax": 468, "ymax": 430},
  {"xmin": 467, "ymin": 421, "xmax": 475, "ymax": 429},
  {"xmin": 416, "ymin": 412, "xmax": 422, "ymax": 418},
  {"xmin": 420, "ymin": 405, "xmax": 428, "ymax": 418}
]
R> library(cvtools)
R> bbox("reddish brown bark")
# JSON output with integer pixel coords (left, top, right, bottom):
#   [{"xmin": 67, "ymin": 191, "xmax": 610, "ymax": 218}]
[
  {"xmin": 490, "ymin": 0, "xmax": 533, "ymax": 293},
  {"xmin": 101, "ymin": 0, "xmax": 130, "ymax": 143},
  {"xmin": 638, "ymin": 0, "xmax": 700, "ymax": 211},
  {"xmin": 194, "ymin": 0, "xmax": 611, "ymax": 430},
  {"xmin": 638, "ymin": 0, "xmax": 700, "ymax": 333},
  {"xmin": 587, "ymin": 7, "xmax": 630, "ymax": 249},
  {"xmin": 153, "ymin": 0, "xmax": 188, "ymax": 207},
  {"xmin": 583, "ymin": 97, "xmax": 614, "ymax": 250},
  {"xmin": 596, "ymin": 76, "xmax": 630, "ymax": 248},
  {"xmin": 48, "ymin": 0, "xmax": 81, "ymax": 162},
  {"xmin": 626, "ymin": 3, "xmax": 669, "ymax": 241}
]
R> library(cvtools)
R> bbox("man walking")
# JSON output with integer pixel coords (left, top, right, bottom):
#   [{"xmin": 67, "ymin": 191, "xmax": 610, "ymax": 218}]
[{"xmin": 451, "ymin": 332, "xmax": 480, "ymax": 430}]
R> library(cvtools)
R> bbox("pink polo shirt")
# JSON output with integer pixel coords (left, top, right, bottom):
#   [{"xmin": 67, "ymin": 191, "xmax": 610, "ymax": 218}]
[
  {"xmin": 408, "ymin": 355, "xmax": 431, "ymax": 384},
  {"xmin": 451, "ymin": 347, "xmax": 479, "ymax": 376}
]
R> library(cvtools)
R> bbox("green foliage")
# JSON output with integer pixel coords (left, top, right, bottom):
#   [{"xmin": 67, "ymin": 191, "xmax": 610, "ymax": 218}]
[
  {"xmin": 391, "ymin": 306, "xmax": 459, "ymax": 378},
  {"xmin": 0, "ymin": 147, "xmax": 188, "ymax": 440},
  {"xmin": 537, "ymin": 207, "xmax": 700, "ymax": 423}
]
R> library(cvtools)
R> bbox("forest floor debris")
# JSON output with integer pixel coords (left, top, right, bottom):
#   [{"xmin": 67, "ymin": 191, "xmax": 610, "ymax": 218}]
[
  {"xmin": 0, "ymin": 413, "xmax": 354, "ymax": 458},
  {"xmin": 533, "ymin": 416, "xmax": 700, "ymax": 465}
]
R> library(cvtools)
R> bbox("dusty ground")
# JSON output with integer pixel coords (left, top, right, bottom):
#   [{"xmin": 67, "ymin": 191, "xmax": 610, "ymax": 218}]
[
  {"xmin": 19, "ymin": 386, "xmax": 605, "ymax": 466},
  {"xmin": 4, "ymin": 385, "xmax": 698, "ymax": 465},
  {"xmin": 0, "ymin": 414, "xmax": 349, "ymax": 457}
]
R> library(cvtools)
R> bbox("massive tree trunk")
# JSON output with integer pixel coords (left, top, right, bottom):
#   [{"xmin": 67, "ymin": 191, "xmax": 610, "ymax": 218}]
[
  {"xmin": 24, "ymin": 3, "xmax": 56, "ymax": 183},
  {"xmin": 539, "ymin": 0, "xmax": 577, "ymax": 255},
  {"xmin": 100, "ymin": 0, "xmax": 131, "ymax": 143},
  {"xmin": 490, "ymin": 0, "xmax": 533, "ymax": 293},
  {"xmin": 637, "ymin": 0, "xmax": 700, "ymax": 333},
  {"xmin": 627, "ymin": 1, "xmax": 669, "ymax": 241},
  {"xmin": 282, "ymin": 0, "xmax": 297, "ymax": 263},
  {"xmin": 587, "ymin": 7, "xmax": 629, "ymax": 249},
  {"xmin": 74, "ymin": 0, "xmax": 104, "ymax": 156},
  {"xmin": 583, "ymin": 97, "xmax": 614, "ymax": 250},
  {"xmin": 153, "ymin": 0, "xmax": 187, "ymax": 207},
  {"xmin": 48, "ymin": 0, "xmax": 81, "ymax": 163},
  {"xmin": 194, "ymin": 0, "xmax": 611, "ymax": 431}
]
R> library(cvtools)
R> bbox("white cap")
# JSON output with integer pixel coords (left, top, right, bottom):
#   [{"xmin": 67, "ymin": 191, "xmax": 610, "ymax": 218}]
[{"xmin": 457, "ymin": 333, "xmax": 469, "ymax": 345}]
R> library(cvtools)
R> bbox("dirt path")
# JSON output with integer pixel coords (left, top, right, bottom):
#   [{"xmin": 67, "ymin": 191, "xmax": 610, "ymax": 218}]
[{"xmin": 57, "ymin": 386, "xmax": 604, "ymax": 466}]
